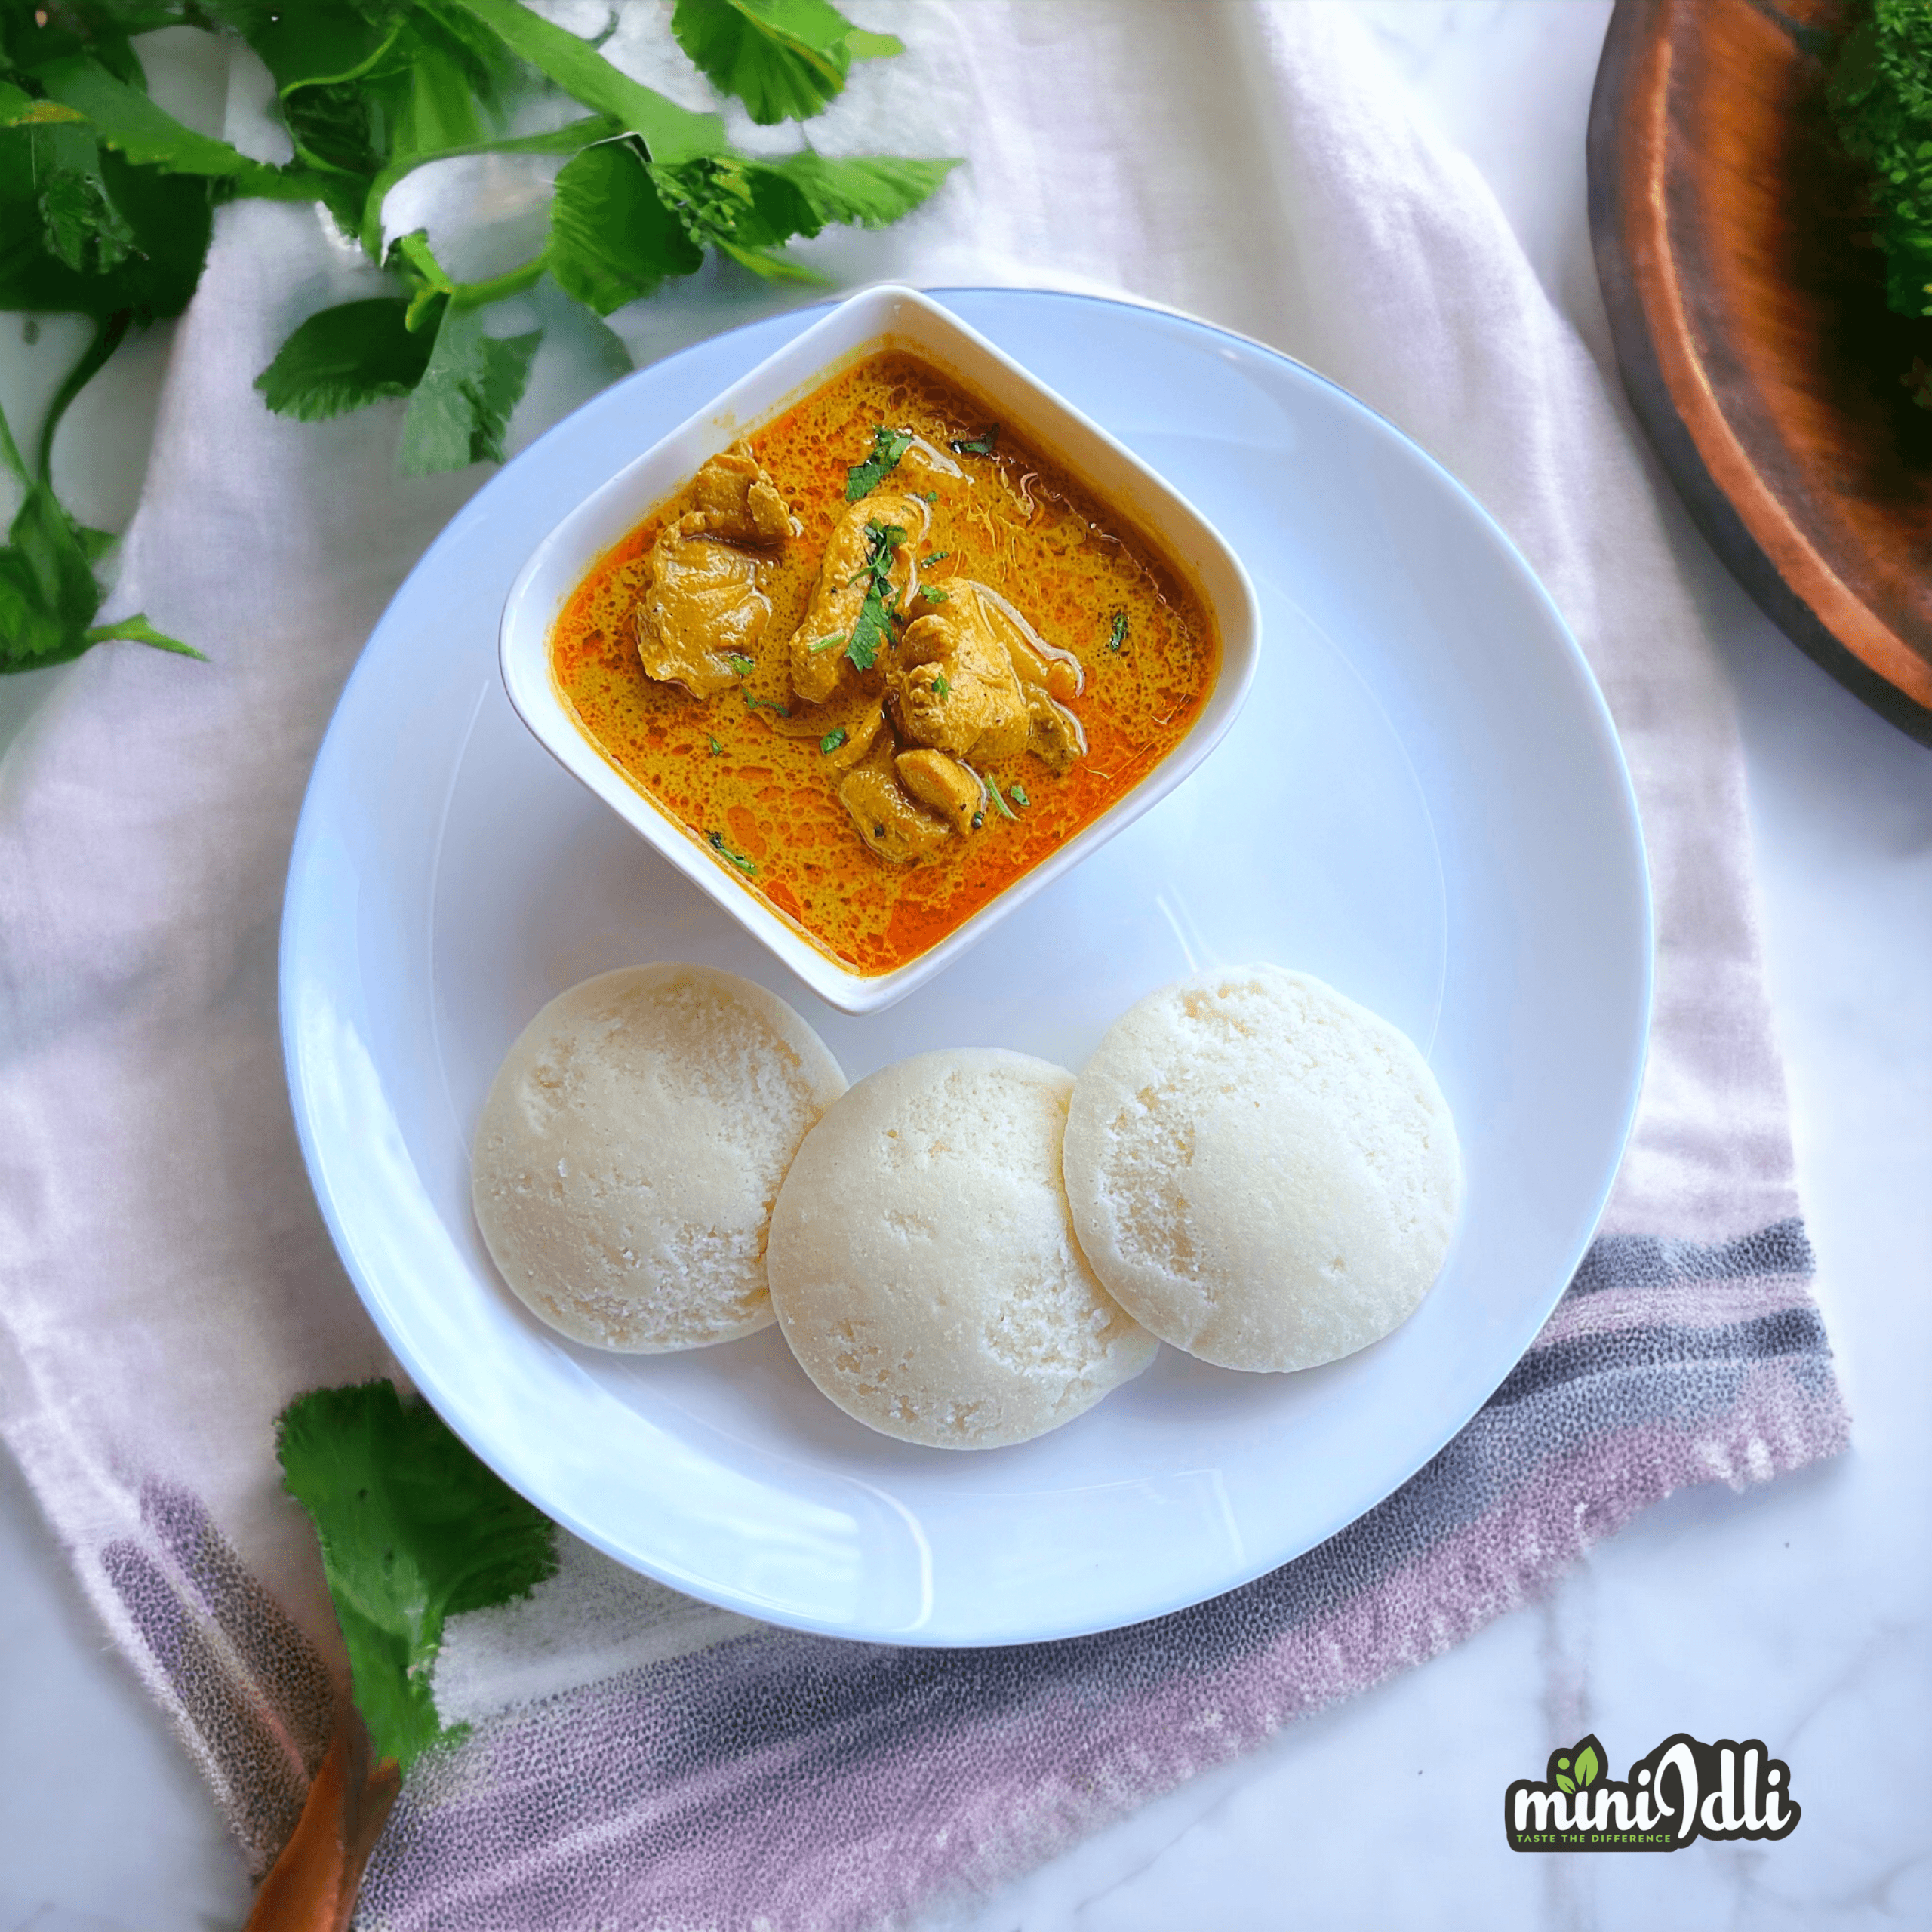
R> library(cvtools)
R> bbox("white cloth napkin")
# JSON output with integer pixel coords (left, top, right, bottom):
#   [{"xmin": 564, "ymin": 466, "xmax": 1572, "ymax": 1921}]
[{"xmin": 0, "ymin": 1, "xmax": 1828, "ymax": 1911}]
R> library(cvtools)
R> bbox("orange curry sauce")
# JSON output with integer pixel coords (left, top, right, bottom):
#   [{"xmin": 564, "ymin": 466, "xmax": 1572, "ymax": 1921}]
[{"xmin": 549, "ymin": 351, "xmax": 1219, "ymax": 976}]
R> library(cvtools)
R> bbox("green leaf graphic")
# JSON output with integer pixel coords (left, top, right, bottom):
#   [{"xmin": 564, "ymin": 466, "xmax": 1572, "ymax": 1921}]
[
  {"xmin": 1574, "ymin": 1743, "xmax": 1601, "ymax": 1788},
  {"xmin": 1555, "ymin": 1773, "xmax": 1575, "ymax": 1794}
]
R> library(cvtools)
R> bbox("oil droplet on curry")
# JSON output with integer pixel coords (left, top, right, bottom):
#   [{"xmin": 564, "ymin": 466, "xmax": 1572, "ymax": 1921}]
[{"xmin": 550, "ymin": 351, "xmax": 1219, "ymax": 976}]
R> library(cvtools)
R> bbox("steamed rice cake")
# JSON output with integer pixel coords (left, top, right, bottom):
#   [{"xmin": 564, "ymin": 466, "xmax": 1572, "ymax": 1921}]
[
  {"xmin": 1062, "ymin": 965, "xmax": 1460, "ymax": 1372},
  {"xmin": 471, "ymin": 964, "xmax": 845, "ymax": 1352},
  {"xmin": 767, "ymin": 1049, "xmax": 1158, "ymax": 1448}
]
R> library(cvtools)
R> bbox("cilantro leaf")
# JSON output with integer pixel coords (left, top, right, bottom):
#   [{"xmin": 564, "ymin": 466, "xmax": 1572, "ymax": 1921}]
[
  {"xmin": 398, "ymin": 302, "xmax": 541, "ymax": 475},
  {"xmin": 949, "ymin": 423, "xmax": 999, "ymax": 457},
  {"xmin": 819, "ymin": 724, "xmax": 847, "ymax": 754},
  {"xmin": 1107, "ymin": 609, "xmax": 1128, "ymax": 652},
  {"xmin": 920, "ymin": 583, "xmax": 948, "ymax": 602},
  {"xmin": 0, "ymin": 135, "xmax": 212, "ymax": 318},
  {"xmin": 838, "ymin": 515, "xmax": 906, "ymax": 668},
  {"xmin": 648, "ymin": 149, "xmax": 954, "ymax": 281},
  {"xmin": 743, "ymin": 689, "xmax": 789, "ymax": 714},
  {"xmin": 1008, "ymin": 783, "xmax": 1029, "ymax": 807},
  {"xmin": 443, "ymin": 0, "xmax": 727, "ymax": 166},
  {"xmin": 0, "ymin": 393, "xmax": 201, "ymax": 671},
  {"xmin": 255, "ymin": 297, "xmax": 435, "ymax": 421},
  {"xmin": 845, "ymin": 586, "xmax": 887, "ymax": 669},
  {"xmin": 30, "ymin": 54, "xmax": 275, "ymax": 180},
  {"xmin": 726, "ymin": 652, "xmax": 756, "ymax": 675},
  {"xmin": 35, "ymin": 143, "xmax": 133, "ymax": 274},
  {"xmin": 670, "ymin": 0, "xmax": 897, "ymax": 126},
  {"xmin": 846, "ymin": 424, "xmax": 912, "ymax": 498},
  {"xmin": 277, "ymin": 1381, "xmax": 557, "ymax": 1771},
  {"xmin": 931, "ymin": 673, "xmax": 949, "ymax": 696},
  {"xmin": 646, "ymin": 151, "xmax": 823, "ymax": 281},
  {"xmin": 981, "ymin": 774, "xmax": 1016, "ymax": 820},
  {"xmin": 0, "ymin": 82, "xmax": 85, "ymax": 128},
  {"xmin": 752, "ymin": 150, "xmax": 958, "ymax": 229},
  {"xmin": 548, "ymin": 137, "xmax": 703, "ymax": 315}
]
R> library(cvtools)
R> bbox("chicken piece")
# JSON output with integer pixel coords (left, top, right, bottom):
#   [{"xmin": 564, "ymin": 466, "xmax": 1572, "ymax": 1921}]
[
  {"xmin": 786, "ymin": 492, "xmax": 928, "ymax": 707},
  {"xmin": 686, "ymin": 444, "xmax": 795, "ymax": 546},
  {"xmin": 888, "ymin": 581, "xmax": 1029, "ymax": 764},
  {"xmin": 975, "ymin": 585, "xmax": 1084, "ymax": 703},
  {"xmin": 1023, "ymin": 685, "xmax": 1087, "ymax": 774},
  {"xmin": 838, "ymin": 758, "xmax": 952, "ymax": 864},
  {"xmin": 632, "ymin": 447, "xmax": 795, "ymax": 698},
  {"xmin": 635, "ymin": 522, "xmax": 771, "ymax": 699},
  {"xmin": 896, "ymin": 749, "xmax": 986, "ymax": 835},
  {"xmin": 771, "ymin": 692, "xmax": 888, "ymax": 774}
]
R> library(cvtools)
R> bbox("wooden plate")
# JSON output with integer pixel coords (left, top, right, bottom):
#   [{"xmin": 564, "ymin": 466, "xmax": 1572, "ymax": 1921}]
[{"xmin": 1589, "ymin": 0, "xmax": 1932, "ymax": 744}]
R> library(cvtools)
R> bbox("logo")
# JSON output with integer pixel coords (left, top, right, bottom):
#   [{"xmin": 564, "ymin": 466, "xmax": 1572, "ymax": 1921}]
[{"xmin": 1504, "ymin": 1733, "xmax": 1800, "ymax": 1852}]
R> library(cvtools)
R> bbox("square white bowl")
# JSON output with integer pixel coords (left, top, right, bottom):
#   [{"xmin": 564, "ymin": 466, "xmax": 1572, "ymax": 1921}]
[{"xmin": 498, "ymin": 283, "xmax": 1260, "ymax": 1014}]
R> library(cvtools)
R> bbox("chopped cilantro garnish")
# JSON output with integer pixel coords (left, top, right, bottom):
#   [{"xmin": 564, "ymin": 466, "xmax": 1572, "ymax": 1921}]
[
  {"xmin": 708, "ymin": 736, "xmax": 724, "ymax": 757},
  {"xmin": 1107, "ymin": 610, "xmax": 1128, "ymax": 653},
  {"xmin": 743, "ymin": 691, "xmax": 789, "ymax": 716},
  {"xmin": 982, "ymin": 776, "xmax": 1016, "ymax": 820},
  {"xmin": 846, "ymin": 593, "xmax": 889, "ymax": 670},
  {"xmin": 810, "ymin": 632, "xmax": 847, "ymax": 654},
  {"xmin": 921, "ymin": 584, "xmax": 949, "ymax": 602},
  {"xmin": 924, "ymin": 550, "xmax": 949, "ymax": 565},
  {"xmin": 726, "ymin": 653, "xmax": 756, "ymax": 676},
  {"xmin": 921, "ymin": 488, "xmax": 938, "ymax": 503},
  {"xmin": 949, "ymin": 425, "xmax": 999, "ymax": 457},
  {"xmin": 1009, "ymin": 784, "xmax": 1030, "ymax": 807},
  {"xmin": 707, "ymin": 830, "xmax": 758, "ymax": 874},
  {"xmin": 846, "ymin": 425, "xmax": 915, "ymax": 500},
  {"xmin": 932, "ymin": 675, "xmax": 951, "ymax": 697},
  {"xmin": 842, "ymin": 519, "xmax": 909, "ymax": 671},
  {"xmin": 820, "ymin": 727, "xmax": 848, "ymax": 755}
]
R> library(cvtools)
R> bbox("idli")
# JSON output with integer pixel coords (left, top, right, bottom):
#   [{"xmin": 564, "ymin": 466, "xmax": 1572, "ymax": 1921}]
[
  {"xmin": 472, "ymin": 964, "xmax": 845, "ymax": 1352},
  {"xmin": 767, "ymin": 1050, "xmax": 1158, "ymax": 1449},
  {"xmin": 1063, "ymin": 965, "xmax": 1461, "ymax": 1372}
]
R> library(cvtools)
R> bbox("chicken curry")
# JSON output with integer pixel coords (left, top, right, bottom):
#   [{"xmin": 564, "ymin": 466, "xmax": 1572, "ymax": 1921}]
[{"xmin": 550, "ymin": 350, "xmax": 1219, "ymax": 977}]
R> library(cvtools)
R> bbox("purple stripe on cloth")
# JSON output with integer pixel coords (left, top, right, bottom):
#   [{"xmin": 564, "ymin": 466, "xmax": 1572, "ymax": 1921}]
[
  {"xmin": 140, "ymin": 1477, "xmax": 337, "ymax": 1774},
  {"xmin": 100, "ymin": 1539, "xmax": 316, "ymax": 1873},
  {"xmin": 346, "ymin": 1219, "xmax": 1847, "ymax": 1932}
]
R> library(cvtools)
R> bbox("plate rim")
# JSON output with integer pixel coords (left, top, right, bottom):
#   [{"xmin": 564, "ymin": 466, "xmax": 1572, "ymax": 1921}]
[{"xmin": 281, "ymin": 285, "xmax": 1654, "ymax": 1647}]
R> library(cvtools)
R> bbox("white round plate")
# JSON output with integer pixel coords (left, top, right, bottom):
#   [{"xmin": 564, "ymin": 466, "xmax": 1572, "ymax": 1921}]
[{"xmin": 282, "ymin": 289, "xmax": 1651, "ymax": 1647}]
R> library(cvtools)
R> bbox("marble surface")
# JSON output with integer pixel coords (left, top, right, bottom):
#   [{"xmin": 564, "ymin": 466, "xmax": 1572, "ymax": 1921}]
[{"xmin": 4, "ymin": 5, "xmax": 1929, "ymax": 1927}]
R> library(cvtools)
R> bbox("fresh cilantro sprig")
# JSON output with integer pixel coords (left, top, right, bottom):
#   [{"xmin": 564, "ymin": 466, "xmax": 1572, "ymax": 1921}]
[
  {"xmin": 845, "ymin": 423, "xmax": 914, "ymax": 499},
  {"xmin": 278, "ymin": 1381, "xmax": 558, "ymax": 1772},
  {"xmin": 1, "ymin": 0, "xmax": 959, "ymax": 675},
  {"xmin": 1107, "ymin": 610, "xmax": 1129, "ymax": 653}
]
